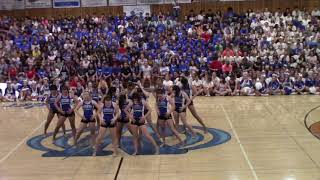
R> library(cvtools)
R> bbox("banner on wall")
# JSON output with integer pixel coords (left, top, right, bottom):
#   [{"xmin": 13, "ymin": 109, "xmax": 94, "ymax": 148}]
[
  {"xmin": 26, "ymin": 0, "xmax": 52, "ymax": 8},
  {"xmin": 123, "ymin": 5, "xmax": 150, "ymax": 16},
  {"xmin": 109, "ymin": 0, "xmax": 136, "ymax": 6},
  {"xmin": 53, "ymin": 0, "xmax": 80, "ymax": 8},
  {"xmin": 81, "ymin": 0, "xmax": 107, "ymax": 7},
  {"xmin": 137, "ymin": 0, "xmax": 163, "ymax": 5},
  {"xmin": 164, "ymin": 0, "xmax": 191, "ymax": 4},
  {"xmin": 0, "ymin": 0, "xmax": 25, "ymax": 10}
]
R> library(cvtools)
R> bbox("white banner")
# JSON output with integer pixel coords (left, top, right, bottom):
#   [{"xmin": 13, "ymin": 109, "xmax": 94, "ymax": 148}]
[
  {"xmin": 123, "ymin": 5, "xmax": 150, "ymax": 16},
  {"xmin": 137, "ymin": 0, "xmax": 162, "ymax": 4},
  {"xmin": 164, "ymin": 0, "xmax": 191, "ymax": 4},
  {"xmin": 26, "ymin": 0, "xmax": 52, "ymax": 8},
  {"xmin": 53, "ymin": 0, "xmax": 80, "ymax": 8},
  {"xmin": 0, "ymin": 83, "xmax": 6, "ymax": 96},
  {"xmin": 81, "ymin": 0, "xmax": 107, "ymax": 7},
  {"xmin": 109, "ymin": 0, "xmax": 136, "ymax": 6},
  {"xmin": 0, "ymin": 0, "xmax": 25, "ymax": 10}
]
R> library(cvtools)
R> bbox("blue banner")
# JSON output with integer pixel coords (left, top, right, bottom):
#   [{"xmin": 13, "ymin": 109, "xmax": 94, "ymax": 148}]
[{"xmin": 53, "ymin": 0, "xmax": 80, "ymax": 8}]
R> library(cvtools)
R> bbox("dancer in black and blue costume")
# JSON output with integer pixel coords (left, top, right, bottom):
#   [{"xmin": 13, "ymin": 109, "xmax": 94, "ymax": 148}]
[
  {"xmin": 91, "ymin": 87, "xmax": 101, "ymax": 103},
  {"xmin": 74, "ymin": 91, "xmax": 99, "ymax": 146},
  {"xmin": 128, "ymin": 81, "xmax": 161, "ymax": 140},
  {"xmin": 116, "ymin": 93, "xmax": 133, "ymax": 146},
  {"xmin": 91, "ymin": 83, "xmax": 102, "ymax": 129},
  {"xmin": 125, "ymin": 92, "xmax": 159, "ymax": 155},
  {"xmin": 74, "ymin": 82, "xmax": 84, "ymax": 98},
  {"xmin": 94, "ymin": 95, "xmax": 120, "ymax": 156},
  {"xmin": 52, "ymin": 86, "xmax": 78, "ymax": 144},
  {"xmin": 98, "ymin": 79, "xmax": 108, "ymax": 96},
  {"xmin": 44, "ymin": 85, "xmax": 66, "ymax": 136},
  {"xmin": 172, "ymin": 85, "xmax": 196, "ymax": 137},
  {"xmin": 181, "ymin": 76, "xmax": 207, "ymax": 133},
  {"xmin": 107, "ymin": 86, "xmax": 118, "ymax": 103},
  {"xmin": 156, "ymin": 88, "xmax": 183, "ymax": 146}
]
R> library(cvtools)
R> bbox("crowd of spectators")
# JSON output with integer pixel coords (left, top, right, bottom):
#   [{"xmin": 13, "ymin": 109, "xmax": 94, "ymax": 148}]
[{"xmin": 0, "ymin": 7, "xmax": 319, "ymax": 101}]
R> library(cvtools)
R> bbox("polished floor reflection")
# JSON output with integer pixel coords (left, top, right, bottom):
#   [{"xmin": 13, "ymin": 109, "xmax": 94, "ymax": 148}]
[{"xmin": 0, "ymin": 95, "xmax": 320, "ymax": 180}]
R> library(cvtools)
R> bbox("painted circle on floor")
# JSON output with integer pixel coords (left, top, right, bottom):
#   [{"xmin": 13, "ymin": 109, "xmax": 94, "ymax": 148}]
[
  {"xmin": 304, "ymin": 105, "xmax": 320, "ymax": 140},
  {"xmin": 26, "ymin": 126, "xmax": 231, "ymax": 157},
  {"xmin": 310, "ymin": 122, "xmax": 320, "ymax": 139}
]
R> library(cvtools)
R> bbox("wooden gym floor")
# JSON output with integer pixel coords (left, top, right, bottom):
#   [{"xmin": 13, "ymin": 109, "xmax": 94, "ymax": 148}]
[{"xmin": 0, "ymin": 95, "xmax": 320, "ymax": 180}]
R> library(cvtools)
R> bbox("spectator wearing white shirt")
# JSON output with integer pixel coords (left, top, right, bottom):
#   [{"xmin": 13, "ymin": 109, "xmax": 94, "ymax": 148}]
[
  {"xmin": 174, "ymin": 76, "xmax": 182, "ymax": 88},
  {"xmin": 189, "ymin": 61, "xmax": 199, "ymax": 74},
  {"xmin": 211, "ymin": 72, "xmax": 220, "ymax": 87},
  {"xmin": 191, "ymin": 73, "xmax": 203, "ymax": 95},
  {"xmin": 198, "ymin": 53, "xmax": 207, "ymax": 63},
  {"xmin": 214, "ymin": 77, "xmax": 232, "ymax": 96},
  {"xmin": 159, "ymin": 62, "xmax": 170, "ymax": 76},
  {"xmin": 163, "ymin": 73, "xmax": 173, "ymax": 91},
  {"xmin": 138, "ymin": 53, "xmax": 148, "ymax": 68},
  {"xmin": 202, "ymin": 74, "xmax": 214, "ymax": 96},
  {"xmin": 307, "ymin": 51, "xmax": 318, "ymax": 65},
  {"xmin": 141, "ymin": 61, "xmax": 152, "ymax": 87},
  {"xmin": 311, "ymin": 9, "xmax": 320, "ymax": 17}
]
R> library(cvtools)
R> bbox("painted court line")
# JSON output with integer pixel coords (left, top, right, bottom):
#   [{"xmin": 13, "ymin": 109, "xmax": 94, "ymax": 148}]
[
  {"xmin": 221, "ymin": 105, "xmax": 258, "ymax": 180},
  {"xmin": 0, "ymin": 115, "xmax": 46, "ymax": 164},
  {"xmin": 114, "ymin": 157, "xmax": 124, "ymax": 180}
]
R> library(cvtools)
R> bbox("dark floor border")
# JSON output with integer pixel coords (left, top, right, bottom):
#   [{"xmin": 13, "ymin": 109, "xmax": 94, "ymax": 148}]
[{"xmin": 114, "ymin": 157, "xmax": 124, "ymax": 180}]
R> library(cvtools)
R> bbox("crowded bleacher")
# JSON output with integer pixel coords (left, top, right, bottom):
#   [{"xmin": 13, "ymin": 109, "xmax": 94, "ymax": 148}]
[{"xmin": 0, "ymin": 7, "xmax": 319, "ymax": 101}]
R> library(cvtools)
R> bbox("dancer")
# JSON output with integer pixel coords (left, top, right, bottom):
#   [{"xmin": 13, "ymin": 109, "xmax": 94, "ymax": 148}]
[
  {"xmin": 156, "ymin": 88, "xmax": 183, "ymax": 146},
  {"xmin": 129, "ymin": 82, "xmax": 161, "ymax": 140},
  {"xmin": 74, "ymin": 91, "xmax": 99, "ymax": 146},
  {"xmin": 52, "ymin": 86, "xmax": 77, "ymax": 144},
  {"xmin": 125, "ymin": 92, "xmax": 160, "ymax": 155},
  {"xmin": 107, "ymin": 86, "xmax": 118, "ymax": 103},
  {"xmin": 172, "ymin": 85, "xmax": 196, "ymax": 137},
  {"xmin": 116, "ymin": 93, "xmax": 132, "ymax": 146},
  {"xmin": 180, "ymin": 77, "xmax": 208, "ymax": 133},
  {"xmin": 94, "ymin": 95, "xmax": 120, "ymax": 156},
  {"xmin": 91, "ymin": 83, "xmax": 102, "ymax": 129},
  {"xmin": 44, "ymin": 85, "xmax": 66, "ymax": 136}
]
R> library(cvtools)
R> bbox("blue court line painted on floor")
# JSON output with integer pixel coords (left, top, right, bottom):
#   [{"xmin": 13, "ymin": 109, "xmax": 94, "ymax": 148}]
[
  {"xmin": 54, "ymin": 135, "xmax": 73, "ymax": 149},
  {"xmin": 26, "ymin": 126, "xmax": 231, "ymax": 157}
]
